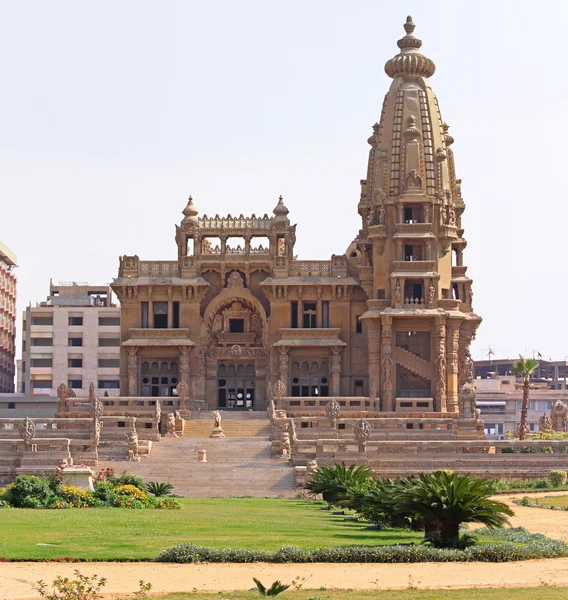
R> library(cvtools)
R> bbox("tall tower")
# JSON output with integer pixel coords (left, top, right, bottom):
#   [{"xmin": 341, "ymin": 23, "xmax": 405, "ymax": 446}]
[{"xmin": 359, "ymin": 17, "xmax": 481, "ymax": 414}]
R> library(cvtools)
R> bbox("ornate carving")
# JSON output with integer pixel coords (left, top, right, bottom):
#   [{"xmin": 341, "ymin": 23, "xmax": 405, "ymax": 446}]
[
  {"xmin": 206, "ymin": 346, "xmax": 268, "ymax": 358},
  {"xmin": 436, "ymin": 353, "xmax": 447, "ymax": 407},
  {"xmin": 458, "ymin": 382, "xmax": 476, "ymax": 419},
  {"xmin": 166, "ymin": 413, "xmax": 178, "ymax": 437},
  {"xmin": 154, "ymin": 400, "xmax": 161, "ymax": 425},
  {"xmin": 273, "ymin": 379, "xmax": 286, "ymax": 410},
  {"xmin": 93, "ymin": 417, "xmax": 101, "ymax": 447},
  {"xmin": 325, "ymin": 398, "xmax": 341, "ymax": 425},
  {"xmin": 89, "ymin": 384, "xmax": 103, "ymax": 420},
  {"xmin": 127, "ymin": 430, "xmax": 140, "ymax": 461},
  {"xmin": 18, "ymin": 417, "xmax": 36, "ymax": 446},
  {"xmin": 405, "ymin": 169, "xmax": 423, "ymax": 189},
  {"xmin": 539, "ymin": 413, "xmax": 552, "ymax": 432},
  {"xmin": 551, "ymin": 400, "xmax": 568, "ymax": 432},
  {"xmin": 176, "ymin": 380, "xmax": 189, "ymax": 404},
  {"xmin": 57, "ymin": 383, "xmax": 69, "ymax": 402},
  {"xmin": 354, "ymin": 418, "xmax": 371, "ymax": 446},
  {"xmin": 227, "ymin": 270, "xmax": 245, "ymax": 289}
]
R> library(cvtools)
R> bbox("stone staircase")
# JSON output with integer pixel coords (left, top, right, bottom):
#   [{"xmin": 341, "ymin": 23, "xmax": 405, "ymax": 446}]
[
  {"xmin": 98, "ymin": 412, "xmax": 296, "ymax": 498},
  {"xmin": 395, "ymin": 346, "xmax": 433, "ymax": 380}
]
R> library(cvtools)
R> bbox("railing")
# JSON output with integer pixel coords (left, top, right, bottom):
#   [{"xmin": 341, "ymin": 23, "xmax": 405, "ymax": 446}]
[
  {"xmin": 289, "ymin": 261, "xmax": 330, "ymax": 276},
  {"xmin": 139, "ymin": 261, "xmax": 180, "ymax": 277},
  {"xmin": 281, "ymin": 397, "xmax": 375, "ymax": 412}
]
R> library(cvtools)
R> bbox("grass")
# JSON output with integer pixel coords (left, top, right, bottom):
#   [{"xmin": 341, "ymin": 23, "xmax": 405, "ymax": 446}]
[
  {"xmin": 140, "ymin": 589, "xmax": 568, "ymax": 600},
  {"xmin": 0, "ymin": 498, "xmax": 505, "ymax": 561},
  {"xmin": 527, "ymin": 495, "xmax": 568, "ymax": 508}
]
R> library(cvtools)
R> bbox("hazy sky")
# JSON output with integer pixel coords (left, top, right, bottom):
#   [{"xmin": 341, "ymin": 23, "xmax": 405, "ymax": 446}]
[{"xmin": 2, "ymin": 0, "xmax": 567, "ymax": 363}]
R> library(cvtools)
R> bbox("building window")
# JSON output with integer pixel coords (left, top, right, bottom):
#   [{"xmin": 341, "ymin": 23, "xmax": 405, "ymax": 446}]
[
  {"xmin": 322, "ymin": 301, "xmax": 329, "ymax": 328},
  {"xmin": 31, "ymin": 380, "xmax": 52, "ymax": 389},
  {"xmin": 302, "ymin": 302, "xmax": 317, "ymax": 328},
  {"xmin": 98, "ymin": 337, "xmax": 120, "ymax": 347},
  {"xmin": 354, "ymin": 380, "xmax": 363, "ymax": 396},
  {"xmin": 173, "ymin": 302, "xmax": 180, "ymax": 328},
  {"xmin": 30, "ymin": 358, "xmax": 52, "ymax": 368},
  {"xmin": 68, "ymin": 337, "xmax": 83, "ymax": 347},
  {"xmin": 68, "ymin": 316, "xmax": 83, "ymax": 326},
  {"xmin": 153, "ymin": 302, "xmax": 168, "ymax": 328},
  {"xmin": 141, "ymin": 302, "xmax": 149, "ymax": 328},
  {"xmin": 291, "ymin": 301, "xmax": 298, "ymax": 328},
  {"xmin": 8, "ymin": 402, "xmax": 15, "ymax": 409},
  {"xmin": 31, "ymin": 338, "xmax": 53, "ymax": 347},
  {"xmin": 68, "ymin": 358, "xmax": 83, "ymax": 368},
  {"xmin": 31, "ymin": 316, "xmax": 53, "ymax": 326},
  {"xmin": 98, "ymin": 316, "xmax": 120, "ymax": 326},
  {"xmin": 98, "ymin": 380, "xmax": 120, "ymax": 389},
  {"xmin": 355, "ymin": 316, "xmax": 363, "ymax": 334},
  {"xmin": 68, "ymin": 379, "xmax": 82, "ymax": 389},
  {"xmin": 98, "ymin": 358, "xmax": 120, "ymax": 368},
  {"xmin": 229, "ymin": 318, "xmax": 245, "ymax": 333},
  {"xmin": 291, "ymin": 360, "xmax": 329, "ymax": 397}
]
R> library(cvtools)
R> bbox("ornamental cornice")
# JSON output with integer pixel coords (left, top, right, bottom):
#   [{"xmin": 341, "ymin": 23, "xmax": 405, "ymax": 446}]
[
  {"xmin": 206, "ymin": 345, "xmax": 268, "ymax": 359},
  {"xmin": 128, "ymin": 328, "xmax": 191, "ymax": 340},
  {"xmin": 278, "ymin": 328, "xmax": 342, "ymax": 341}
]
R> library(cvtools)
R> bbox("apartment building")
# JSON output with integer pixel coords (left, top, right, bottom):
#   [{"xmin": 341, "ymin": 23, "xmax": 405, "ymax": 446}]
[
  {"xmin": 0, "ymin": 241, "xmax": 17, "ymax": 393},
  {"xmin": 21, "ymin": 281, "xmax": 121, "ymax": 397}
]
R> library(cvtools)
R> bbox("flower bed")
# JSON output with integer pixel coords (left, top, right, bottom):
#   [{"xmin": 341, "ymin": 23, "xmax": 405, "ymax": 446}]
[{"xmin": 155, "ymin": 527, "xmax": 568, "ymax": 563}]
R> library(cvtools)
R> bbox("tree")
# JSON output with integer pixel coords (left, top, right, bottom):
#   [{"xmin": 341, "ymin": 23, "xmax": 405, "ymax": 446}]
[
  {"xmin": 393, "ymin": 471, "xmax": 513, "ymax": 547},
  {"xmin": 512, "ymin": 355, "xmax": 539, "ymax": 441},
  {"xmin": 305, "ymin": 462, "xmax": 373, "ymax": 505}
]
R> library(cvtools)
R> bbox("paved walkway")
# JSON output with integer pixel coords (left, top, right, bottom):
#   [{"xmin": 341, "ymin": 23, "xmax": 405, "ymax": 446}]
[{"xmin": 2, "ymin": 491, "xmax": 568, "ymax": 599}]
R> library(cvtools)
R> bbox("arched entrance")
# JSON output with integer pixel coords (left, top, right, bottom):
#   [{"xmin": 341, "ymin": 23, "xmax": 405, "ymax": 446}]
[
  {"xmin": 140, "ymin": 361, "xmax": 179, "ymax": 397},
  {"xmin": 217, "ymin": 363, "xmax": 255, "ymax": 409}
]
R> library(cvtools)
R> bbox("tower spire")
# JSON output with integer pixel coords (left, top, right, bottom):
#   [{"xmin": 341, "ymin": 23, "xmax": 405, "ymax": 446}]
[{"xmin": 385, "ymin": 16, "xmax": 436, "ymax": 80}]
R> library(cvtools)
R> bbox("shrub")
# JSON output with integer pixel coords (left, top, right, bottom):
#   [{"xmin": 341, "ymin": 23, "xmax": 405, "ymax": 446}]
[
  {"xmin": 0, "ymin": 499, "xmax": 12, "ymax": 508},
  {"xmin": 155, "ymin": 528, "xmax": 568, "ymax": 564},
  {"xmin": 93, "ymin": 481, "xmax": 116, "ymax": 504},
  {"xmin": 9, "ymin": 475, "xmax": 53, "ymax": 508},
  {"xmin": 550, "ymin": 470, "xmax": 567, "ymax": 487},
  {"xmin": 306, "ymin": 462, "xmax": 373, "ymax": 505},
  {"xmin": 147, "ymin": 482, "xmax": 174, "ymax": 497},
  {"xmin": 58, "ymin": 486, "xmax": 97, "ymax": 508},
  {"xmin": 110, "ymin": 474, "xmax": 147, "ymax": 493},
  {"xmin": 0, "ymin": 483, "xmax": 14, "ymax": 503},
  {"xmin": 155, "ymin": 497, "xmax": 182, "ymax": 510},
  {"xmin": 114, "ymin": 484, "xmax": 148, "ymax": 500},
  {"xmin": 253, "ymin": 578, "xmax": 291, "ymax": 596},
  {"xmin": 533, "ymin": 477, "xmax": 552, "ymax": 489}
]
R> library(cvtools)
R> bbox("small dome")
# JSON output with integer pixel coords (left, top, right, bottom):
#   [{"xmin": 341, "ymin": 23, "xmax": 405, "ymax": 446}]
[
  {"xmin": 384, "ymin": 16, "xmax": 436, "ymax": 80},
  {"xmin": 182, "ymin": 196, "xmax": 199, "ymax": 221},
  {"xmin": 273, "ymin": 195, "xmax": 289, "ymax": 217}
]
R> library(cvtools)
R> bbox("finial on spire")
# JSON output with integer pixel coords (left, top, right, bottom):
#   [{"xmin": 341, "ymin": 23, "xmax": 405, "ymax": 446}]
[
  {"xmin": 384, "ymin": 16, "xmax": 436, "ymax": 80},
  {"xmin": 403, "ymin": 15, "xmax": 415, "ymax": 35},
  {"xmin": 182, "ymin": 195, "xmax": 199, "ymax": 220}
]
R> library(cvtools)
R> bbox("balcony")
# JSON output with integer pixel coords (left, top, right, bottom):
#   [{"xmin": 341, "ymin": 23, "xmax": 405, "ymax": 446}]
[
  {"xmin": 392, "ymin": 261, "xmax": 436, "ymax": 273},
  {"xmin": 216, "ymin": 332, "xmax": 259, "ymax": 346},
  {"xmin": 395, "ymin": 223, "xmax": 433, "ymax": 235}
]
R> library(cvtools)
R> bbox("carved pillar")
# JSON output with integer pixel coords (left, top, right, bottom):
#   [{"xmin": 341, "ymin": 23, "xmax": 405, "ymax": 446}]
[
  {"xmin": 147, "ymin": 287, "xmax": 153, "ymax": 328},
  {"xmin": 446, "ymin": 324, "xmax": 460, "ymax": 412},
  {"xmin": 458, "ymin": 324, "xmax": 475, "ymax": 391},
  {"xmin": 278, "ymin": 347, "xmax": 289, "ymax": 391},
  {"xmin": 127, "ymin": 347, "xmax": 138, "ymax": 396},
  {"xmin": 167, "ymin": 287, "xmax": 173, "ymax": 329},
  {"xmin": 380, "ymin": 315, "xmax": 393, "ymax": 411},
  {"xmin": 244, "ymin": 235, "xmax": 251, "ymax": 256},
  {"xmin": 367, "ymin": 320, "xmax": 381, "ymax": 409},
  {"xmin": 331, "ymin": 347, "xmax": 342, "ymax": 396},
  {"xmin": 179, "ymin": 347, "xmax": 191, "ymax": 400},
  {"xmin": 435, "ymin": 316, "xmax": 447, "ymax": 413}
]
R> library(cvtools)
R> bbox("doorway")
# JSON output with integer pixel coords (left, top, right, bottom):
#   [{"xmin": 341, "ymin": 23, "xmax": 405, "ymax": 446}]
[{"xmin": 217, "ymin": 363, "xmax": 255, "ymax": 409}]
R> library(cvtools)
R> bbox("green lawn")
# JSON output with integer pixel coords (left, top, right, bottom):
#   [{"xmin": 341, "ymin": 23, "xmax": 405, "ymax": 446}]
[
  {"xmin": 146, "ymin": 589, "xmax": 568, "ymax": 600},
  {"xmin": 0, "ymin": 499, "xmax": 428, "ymax": 560},
  {"xmin": 528, "ymin": 495, "xmax": 568, "ymax": 508}
]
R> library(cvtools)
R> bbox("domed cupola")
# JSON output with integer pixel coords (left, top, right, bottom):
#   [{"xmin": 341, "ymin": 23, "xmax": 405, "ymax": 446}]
[
  {"xmin": 182, "ymin": 196, "xmax": 199, "ymax": 224},
  {"xmin": 384, "ymin": 16, "xmax": 436, "ymax": 80}
]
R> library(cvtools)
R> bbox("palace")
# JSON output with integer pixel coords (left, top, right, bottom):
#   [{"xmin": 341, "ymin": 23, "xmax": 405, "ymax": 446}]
[{"xmin": 111, "ymin": 16, "xmax": 481, "ymax": 415}]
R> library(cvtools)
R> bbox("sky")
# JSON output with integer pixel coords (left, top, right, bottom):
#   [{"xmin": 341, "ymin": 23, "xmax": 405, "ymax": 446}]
[{"xmin": 1, "ymin": 0, "xmax": 567, "ymax": 363}]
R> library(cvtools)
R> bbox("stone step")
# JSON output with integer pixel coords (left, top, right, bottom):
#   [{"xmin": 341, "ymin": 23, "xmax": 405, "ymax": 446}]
[
  {"xmin": 183, "ymin": 419, "xmax": 272, "ymax": 438},
  {"xmin": 97, "ymin": 436, "xmax": 296, "ymax": 498}
]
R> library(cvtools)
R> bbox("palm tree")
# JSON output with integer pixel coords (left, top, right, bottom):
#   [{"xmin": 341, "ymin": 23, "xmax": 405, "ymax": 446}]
[
  {"xmin": 147, "ymin": 482, "xmax": 174, "ymax": 497},
  {"xmin": 512, "ymin": 355, "xmax": 539, "ymax": 441},
  {"xmin": 305, "ymin": 462, "xmax": 373, "ymax": 505},
  {"xmin": 393, "ymin": 471, "xmax": 513, "ymax": 547}
]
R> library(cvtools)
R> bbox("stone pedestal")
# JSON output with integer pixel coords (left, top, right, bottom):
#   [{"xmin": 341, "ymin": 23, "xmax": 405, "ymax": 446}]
[
  {"xmin": 210, "ymin": 426, "xmax": 225, "ymax": 438},
  {"xmin": 60, "ymin": 465, "xmax": 96, "ymax": 492},
  {"xmin": 197, "ymin": 449, "xmax": 207, "ymax": 462}
]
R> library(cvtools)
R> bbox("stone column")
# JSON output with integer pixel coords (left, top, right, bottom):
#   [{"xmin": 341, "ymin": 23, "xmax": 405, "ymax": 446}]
[
  {"xmin": 331, "ymin": 347, "xmax": 342, "ymax": 396},
  {"xmin": 434, "ymin": 316, "xmax": 447, "ymax": 413},
  {"xmin": 380, "ymin": 315, "xmax": 393, "ymax": 411},
  {"xmin": 278, "ymin": 347, "xmax": 289, "ymax": 391},
  {"xmin": 179, "ymin": 347, "xmax": 191, "ymax": 402},
  {"xmin": 367, "ymin": 320, "xmax": 381, "ymax": 409},
  {"xmin": 127, "ymin": 347, "xmax": 138, "ymax": 396},
  {"xmin": 446, "ymin": 324, "xmax": 460, "ymax": 412},
  {"xmin": 147, "ymin": 287, "xmax": 153, "ymax": 328}
]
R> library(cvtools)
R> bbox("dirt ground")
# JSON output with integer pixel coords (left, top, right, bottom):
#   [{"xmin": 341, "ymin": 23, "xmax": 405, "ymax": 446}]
[{"xmin": 2, "ymin": 491, "xmax": 568, "ymax": 600}]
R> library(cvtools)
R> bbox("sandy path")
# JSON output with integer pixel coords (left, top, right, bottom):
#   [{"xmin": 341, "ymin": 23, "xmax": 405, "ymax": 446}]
[{"xmin": 2, "ymin": 491, "xmax": 568, "ymax": 600}]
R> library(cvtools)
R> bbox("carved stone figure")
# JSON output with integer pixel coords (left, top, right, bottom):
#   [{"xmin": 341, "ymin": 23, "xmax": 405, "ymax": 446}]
[
  {"xmin": 405, "ymin": 169, "xmax": 423, "ymax": 188},
  {"xmin": 273, "ymin": 379, "xmax": 286, "ymax": 410},
  {"xmin": 57, "ymin": 383, "xmax": 69, "ymax": 410},
  {"xmin": 176, "ymin": 380, "xmax": 189, "ymax": 405},
  {"xmin": 539, "ymin": 413, "xmax": 552, "ymax": 432},
  {"xmin": 93, "ymin": 417, "xmax": 101, "ymax": 447},
  {"xmin": 154, "ymin": 400, "xmax": 161, "ymax": 428},
  {"xmin": 90, "ymin": 384, "xmax": 103, "ymax": 420},
  {"xmin": 458, "ymin": 383, "xmax": 476, "ymax": 419},
  {"xmin": 280, "ymin": 432, "xmax": 291, "ymax": 457},
  {"xmin": 227, "ymin": 270, "xmax": 245, "ymax": 289},
  {"xmin": 126, "ymin": 431, "xmax": 140, "ymax": 461},
  {"xmin": 394, "ymin": 279, "xmax": 402, "ymax": 306},
  {"xmin": 166, "ymin": 413, "xmax": 178, "ymax": 437},
  {"xmin": 428, "ymin": 282, "xmax": 436, "ymax": 307},
  {"xmin": 378, "ymin": 206, "xmax": 386, "ymax": 225},
  {"xmin": 18, "ymin": 417, "xmax": 36, "ymax": 446},
  {"xmin": 325, "ymin": 398, "xmax": 341, "ymax": 426},
  {"xmin": 354, "ymin": 418, "xmax": 371, "ymax": 446},
  {"xmin": 210, "ymin": 410, "xmax": 226, "ymax": 438},
  {"xmin": 551, "ymin": 400, "xmax": 568, "ymax": 432}
]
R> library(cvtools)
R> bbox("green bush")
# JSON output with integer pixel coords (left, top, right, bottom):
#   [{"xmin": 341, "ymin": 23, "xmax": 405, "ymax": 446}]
[
  {"xmin": 550, "ymin": 470, "xmax": 568, "ymax": 487},
  {"xmin": 147, "ymin": 481, "xmax": 174, "ymax": 497},
  {"xmin": 533, "ymin": 477, "xmax": 552, "ymax": 489},
  {"xmin": 9, "ymin": 475, "xmax": 53, "ymax": 508},
  {"xmin": 155, "ymin": 528, "xmax": 568, "ymax": 564},
  {"xmin": 110, "ymin": 473, "xmax": 147, "ymax": 493},
  {"xmin": 0, "ymin": 499, "xmax": 11, "ymax": 508},
  {"xmin": 93, "ymin": 481, "xmax": 116, "ymax": 504}
]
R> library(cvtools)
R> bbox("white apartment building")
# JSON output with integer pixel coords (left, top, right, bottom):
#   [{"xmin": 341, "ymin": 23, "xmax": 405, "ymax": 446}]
[{"xmin": 20, "ymin": 281, "xmax": 121, "ymax": 397}]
